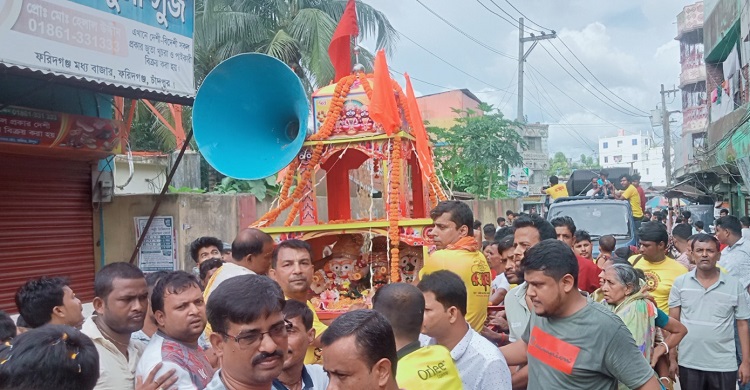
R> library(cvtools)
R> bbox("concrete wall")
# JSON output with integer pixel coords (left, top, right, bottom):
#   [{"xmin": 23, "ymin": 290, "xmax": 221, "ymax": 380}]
[
  {"xmin": 94, "ymin": 194, "xmax": 521, "ymax": 273},
  {"xmin": 113, "ymin": 155, "xmax": 168, "ymax": 194},
  {"xmin": 94, "ymin": 194, "xmax": 254, "ymax": 272}
]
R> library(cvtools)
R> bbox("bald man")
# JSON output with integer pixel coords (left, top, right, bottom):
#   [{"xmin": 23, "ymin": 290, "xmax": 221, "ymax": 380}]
[
  {"xmin": 203, "ymin": 228, "xmax": 274, "ymax": 335},
  {"xmin": 372, "ymin": 283, "xmax": 463, "ymax": 389}
]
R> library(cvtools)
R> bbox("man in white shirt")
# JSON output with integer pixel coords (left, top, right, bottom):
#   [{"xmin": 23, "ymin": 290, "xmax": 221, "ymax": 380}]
[
  {"xmin": 203, "ymin": 228, "xmax": 274, "ymax": 335},
  {"xmin": 418, "ymin": 270, "xmax": 512, "ymax": 390},
  {"xmin": 137, "ymin": 271, "xmax": 214, "ymax": 389},
  {"xmin": 82, "ymin": 262, "xmax": 176, "ymax": 390},
  {"xmin": 484, "ymin": 237, "xmax": 513, "ymax": 305}
]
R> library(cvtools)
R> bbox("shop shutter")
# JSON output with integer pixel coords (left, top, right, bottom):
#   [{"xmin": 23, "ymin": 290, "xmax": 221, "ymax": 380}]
[{"xmin": 0, "ymin": 154, "xmax": 95, "ymax": 313}]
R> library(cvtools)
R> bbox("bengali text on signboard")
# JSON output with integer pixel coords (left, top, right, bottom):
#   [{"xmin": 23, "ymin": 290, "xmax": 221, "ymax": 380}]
[{"xmin": 0, "ymin": 0, "xmax": 194, "ymax": 97}]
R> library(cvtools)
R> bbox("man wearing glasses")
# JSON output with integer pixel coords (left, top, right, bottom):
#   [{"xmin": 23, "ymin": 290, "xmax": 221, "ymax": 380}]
[{"xmin": 205, "ymin": 274, "xmax": 290, "ymax": 390}]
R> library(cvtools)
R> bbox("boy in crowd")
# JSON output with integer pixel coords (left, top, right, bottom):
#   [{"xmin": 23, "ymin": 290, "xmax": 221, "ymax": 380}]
[
  {"xmin": 596, "ymin": 235, "xmax": 616, "ymax": 268},
  {"xmin": 573, "ymin": 230, "xmax": 594, "ymax": 262}
]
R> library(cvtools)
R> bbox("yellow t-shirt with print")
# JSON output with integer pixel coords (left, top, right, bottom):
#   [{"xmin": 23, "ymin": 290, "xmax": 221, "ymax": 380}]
[
  {"xmin": 419, "ymin": 249, "xmax": 491, "ymax": 332},
  {"xmin": 397, "ymin": 345, "xmax": 464, "ymax": 390},
  {"xmin": 622, "ymin": 185, "xmax": 643, "ymax": 218},
  {"xmin": 628, "ymin": 255, "xmax": 687, "ymax": 312},
  {"xmin": 545, "ymin": 183, "xmax": 569, "ymax": 199},
  {"xmin": 304, "ymin": 299, "xmax": 327, "ymax": 364}
]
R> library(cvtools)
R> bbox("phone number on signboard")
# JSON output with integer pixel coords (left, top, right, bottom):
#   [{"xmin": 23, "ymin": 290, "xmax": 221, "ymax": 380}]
[{"xmin": 27, "ymin": 19, "xmax": 122, "ymax": 54}]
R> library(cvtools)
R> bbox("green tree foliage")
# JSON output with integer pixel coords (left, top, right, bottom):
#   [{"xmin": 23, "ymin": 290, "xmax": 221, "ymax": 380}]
[
  {"xmin": 430, "ymin": 104, "xmax": 525, "ymax": 199},
  {"xmin": 547, "ymin": 151, "xmax": 601, "ymax": 177},
  {"xmin": 195, "ymin": 0, "xmax": 398, "ymax": 90}
]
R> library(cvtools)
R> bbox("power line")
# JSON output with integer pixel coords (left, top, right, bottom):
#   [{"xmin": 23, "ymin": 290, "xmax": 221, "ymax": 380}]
[
  {"xmin": 526, "ymin": 62, "xmax": 637, "ymax": 129},
  {"xmin": 539, "ymin": 42, "xmax": 650, "ymax": 118},
  {"xmin": 388, "ymin": 67, "xmax": 452, "ymax": 90},
  {"xmin": 527, "ymin": 67, "xmax": 599, "ymax": 153},
  {"xmin": 475, "ymin": 0, "xmax": 526, "ymax": 31},
  {"xmin": 412, "ymin": 0, "xmax": 517, "ymax": 60},
  {"xmin": 496, "ymin": 0, "xmax": 553, "ymax": 32},
  {"xmin": 554, "ymin": 39, "xmax": 650, "ymax": 116},
  {"xmin": 398, "ymin": 31, "xmax": 516, "ymax": 96}
]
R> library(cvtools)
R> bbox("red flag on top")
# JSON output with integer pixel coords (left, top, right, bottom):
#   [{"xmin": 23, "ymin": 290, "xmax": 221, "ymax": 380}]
[
  {"xmin": 404, "ymin": 73, "xmax": 435, "ymax": 178},
  {"xmin": 370, "ymin": 50, "xmax": 400, "ymax": 135},
  {"xmin": 328, "ymin": 0, "xmax": 359, "ymax": 83}
]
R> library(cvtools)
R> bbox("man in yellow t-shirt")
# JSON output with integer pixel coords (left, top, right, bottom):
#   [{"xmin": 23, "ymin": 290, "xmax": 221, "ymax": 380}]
[
  {"xmin": 269, "ymin": 239, "xmax": 327, "ymax": 364},
  {"xmin": 417, "ymin": 201, "xmax": 491, "ymax": 332},
  {"xmin": 616, "ymin": 174, "xmax": 644, "ymax": 220},
  {"xmin": 629, "ymin": 222, "xmax": 687, "ymax": 312},
  {"xmin": 372, "ymin": 283, "xmax": 463, "ymax": 390},
  {"xmin": 544, "ymin": 175, "xmax": 569, "ymax": 200}
]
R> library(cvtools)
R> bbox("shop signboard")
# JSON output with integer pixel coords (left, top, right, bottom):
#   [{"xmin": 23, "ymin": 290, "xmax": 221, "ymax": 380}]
[
  {"xmin": 0, "ymin": 0, "xmax": 195, "ymax": 98},
  {"xmin": 0, "ymin": 105, "xmax": 123, "ymax": 153}
]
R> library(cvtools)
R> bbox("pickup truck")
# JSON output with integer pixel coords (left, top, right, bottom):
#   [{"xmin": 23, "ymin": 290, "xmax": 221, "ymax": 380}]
[{"xmin": 546, "ymin": 196, "xmax": 638, "ymax": 257}]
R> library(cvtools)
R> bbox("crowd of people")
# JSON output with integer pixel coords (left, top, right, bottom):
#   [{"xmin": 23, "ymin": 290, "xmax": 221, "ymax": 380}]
[{"xmin": 1, "ymin": 199, "xmax": 750, "ymax": 390}]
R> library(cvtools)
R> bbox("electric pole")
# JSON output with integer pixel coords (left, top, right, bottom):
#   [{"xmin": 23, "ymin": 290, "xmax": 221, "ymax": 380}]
[
  {"xmin": 517, "ymin": 18, "xmax": 557, "ymax": 122},
  {"xmin": 659, "ymin": 83, "xmax": 680, "ymax": 186}
]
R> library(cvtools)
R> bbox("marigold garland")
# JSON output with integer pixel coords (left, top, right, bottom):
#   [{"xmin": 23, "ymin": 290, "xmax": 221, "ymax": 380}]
[
  {"xmin": 388, "ymin": 134, "xmax": 402, "ymax": 283},
  {"xmin": 253, "ymin": 75, "xmax": 357, "ymax": 228}
]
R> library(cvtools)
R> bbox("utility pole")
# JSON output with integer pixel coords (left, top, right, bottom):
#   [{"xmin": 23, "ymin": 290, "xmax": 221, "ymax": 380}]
[
  {"xmin": 517, "ymin": 18, "xmax": 557, "ymax": 122},
  {"xmin": 659, "ymin": 84, "xmax": 680, "ymax": 186}
]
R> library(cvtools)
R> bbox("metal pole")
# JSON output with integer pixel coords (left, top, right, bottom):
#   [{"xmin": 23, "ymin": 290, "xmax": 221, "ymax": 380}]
[
  {"xmin": 660, "ymin": 84, "xmax": 672, "ymax": 185},
  {"xmin": 129, "ymin": 130, "xmax": 194, "ymax": 265},
  {"xmin": 517, "ymin": 18, "xmax": 525, "ymax": 122}
]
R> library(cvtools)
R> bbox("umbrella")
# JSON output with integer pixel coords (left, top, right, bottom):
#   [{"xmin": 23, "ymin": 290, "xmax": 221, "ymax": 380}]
[{"xmin": 645, "ymin": 196, "xmax": 689, "ymax": 209}]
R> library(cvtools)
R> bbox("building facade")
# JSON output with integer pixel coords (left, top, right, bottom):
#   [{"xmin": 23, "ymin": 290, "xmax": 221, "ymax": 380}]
[
  {"xmin": 416, "ymin": 89, "xmax": 483, "ymax": 129},
  {"xmin": 520, "ymin": 123, "xmax": 550, "ymax": 196},
  {"xmin": 674, "ymin": 2, "xmax": 708, "ymax": 178},
  {"xmin": 598, "ymin": 130, "xmax": 667, "ymax": 187},
  {"xmin": 677, "ymin": 0, "xmax": 750, "ymax": 215}
]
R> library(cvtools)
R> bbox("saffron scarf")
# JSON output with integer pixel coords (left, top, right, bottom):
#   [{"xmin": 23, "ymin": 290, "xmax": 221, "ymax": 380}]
[{"xmin": 446, "ymin": 236, "xmax": 480, "ymax": 252}]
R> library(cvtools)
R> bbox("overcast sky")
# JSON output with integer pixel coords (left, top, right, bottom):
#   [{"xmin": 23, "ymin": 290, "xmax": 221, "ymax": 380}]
[{"xmin": 360, "ymin": 0, "xmax": 694, "ymax": 159}]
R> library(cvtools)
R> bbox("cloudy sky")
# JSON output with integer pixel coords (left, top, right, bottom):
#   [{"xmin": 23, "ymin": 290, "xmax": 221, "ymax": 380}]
[{"xmin": 360, "ymin": 0, "xmax": 693, "ymax": 159}]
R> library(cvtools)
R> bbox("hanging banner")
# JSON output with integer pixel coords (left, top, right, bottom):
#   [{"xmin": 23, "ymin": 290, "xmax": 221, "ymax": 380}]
[
  {"xmin": 134, "ymin": 215, "xmax": 177, "ymax": 272},
  {"xmin": 0, "ymin": 0, "xmax": 194, "ymax": 98},
  {"xmin": 0, "ymin": 106, "xmax": 123, "ymax": 153}
]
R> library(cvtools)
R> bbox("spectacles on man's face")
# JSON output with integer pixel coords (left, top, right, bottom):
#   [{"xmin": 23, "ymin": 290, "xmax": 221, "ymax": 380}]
[{"xmin": 221, "ymin": 319, "xmax": 292, "ymax": 349}]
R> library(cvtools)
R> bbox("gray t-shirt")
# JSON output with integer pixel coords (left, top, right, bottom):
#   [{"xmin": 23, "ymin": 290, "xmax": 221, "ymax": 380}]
[{"xmin": 522, "ymin": 301, "xmax": 655, "ymax": 390}]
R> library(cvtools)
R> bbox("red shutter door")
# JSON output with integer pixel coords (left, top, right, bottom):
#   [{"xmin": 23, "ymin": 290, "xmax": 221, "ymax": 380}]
[{"xmin": 0, "ymin": 154, "xmax": 96, "ymax": 312}]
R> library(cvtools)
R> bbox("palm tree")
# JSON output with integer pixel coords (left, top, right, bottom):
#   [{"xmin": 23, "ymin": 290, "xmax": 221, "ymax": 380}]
[{"xmin": 195, "ymin": 0, "xmax": 398, "ymax": 91}]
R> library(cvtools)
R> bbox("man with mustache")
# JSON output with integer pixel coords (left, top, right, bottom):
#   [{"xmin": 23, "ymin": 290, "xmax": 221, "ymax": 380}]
[
  {"xmin": 269, "ymin": 239, "xmax": 327, "ymax": 364},
  {"xmin": 205, "ymin": 274, "xmax": 289, "ymax": 390},
  {"xmin": 137, "ymin": 271, "xmax": 214, "ymax": 389}
]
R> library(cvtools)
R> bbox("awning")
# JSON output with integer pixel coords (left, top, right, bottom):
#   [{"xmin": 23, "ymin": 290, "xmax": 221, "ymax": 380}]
[{"xmin": 663, "ymin": 180, "xmax": 707, "ymax": 199}]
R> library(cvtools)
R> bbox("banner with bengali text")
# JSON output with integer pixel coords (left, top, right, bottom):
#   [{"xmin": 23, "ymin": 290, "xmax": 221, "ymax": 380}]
[
  {"xmin": 0, "ymin": 0, "xmax": 194, "ymax": 98},
  {"xmin": 0, "ymin": 106, "xmax": 123, "ymax": 154}
]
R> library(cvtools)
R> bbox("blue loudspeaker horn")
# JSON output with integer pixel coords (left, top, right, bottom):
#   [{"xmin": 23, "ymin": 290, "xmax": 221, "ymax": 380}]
[{"xmin": 193, "ymin": 54, "xmax": 308, "ymax": 180}]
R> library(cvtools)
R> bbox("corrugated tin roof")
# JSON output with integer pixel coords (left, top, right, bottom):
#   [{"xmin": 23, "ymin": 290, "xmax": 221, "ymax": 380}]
[{"xmin": 0, "ymin": 62, "xmax": 195, "ymax": 105}]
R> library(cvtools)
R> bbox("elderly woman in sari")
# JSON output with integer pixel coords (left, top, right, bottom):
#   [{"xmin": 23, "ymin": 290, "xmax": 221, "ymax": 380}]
[{"xmin": 596, "ymin": 261, "xmax": 687, "ymax": 389}]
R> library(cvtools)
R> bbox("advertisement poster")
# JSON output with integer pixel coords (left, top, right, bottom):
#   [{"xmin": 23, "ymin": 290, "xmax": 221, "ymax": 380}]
[
  {"xmin": 507, "ymin": 166, "xmax": 530, "ymax": 198},
  {"xmin": 0, "ymin": 106, "xmax": 123, "ymax": 153},
  {"xmin": 134, "ymin": 216, "xmax": 177, "ymax": 272},
  {"xmin": 0, "ymin": 0, "xmax": 194, "ymax": 97}
]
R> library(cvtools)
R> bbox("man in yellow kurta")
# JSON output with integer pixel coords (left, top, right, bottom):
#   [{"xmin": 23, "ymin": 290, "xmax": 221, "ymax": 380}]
[
  {"xmin": 545, "ymin": 175, "xmax": 569, "ymax": 200},
  {"xmin": 269, "ymin": 239, "xmax": 327, "ymax": 364},
  {"xmin": 417, "ymin": 200, "xmax": 491, "ymax": 332}
]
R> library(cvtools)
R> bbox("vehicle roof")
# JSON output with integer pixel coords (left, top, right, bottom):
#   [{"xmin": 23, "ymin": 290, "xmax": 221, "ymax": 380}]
[{"xmin": 550, "ymin": 196, "xmax": 630, "ymax": 204}]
